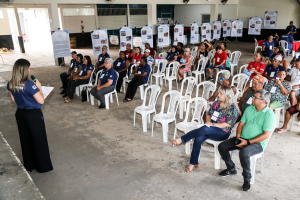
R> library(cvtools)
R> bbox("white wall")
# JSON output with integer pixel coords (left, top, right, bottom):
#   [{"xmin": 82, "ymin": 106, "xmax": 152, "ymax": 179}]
[
  {"xmin": 219, "ymin": 4, "xmax": 237, "ymax": 22},
  {"xmin": 62, "ymin": 16, "xmax": 96, "ymax": 33},
  {"xmin": 0, "ymin": 8, "xmax": 12, "ymax": 35}
]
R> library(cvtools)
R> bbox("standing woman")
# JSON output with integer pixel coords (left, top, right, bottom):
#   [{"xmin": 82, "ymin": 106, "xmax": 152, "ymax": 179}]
[
  {"xmin": 113, "ymin": 51, "xmax": 130, "ymax": 93},
  {"xmin": 7, "ymin": 59, "xmax": 53, "ymax": 173},
  {"xmin": 177, "ymin": 48, "xmax": 193, "ymax": 83},
  {"xmin": 172, "ymin": 86, "xmax": 239, "ymax": 172}
]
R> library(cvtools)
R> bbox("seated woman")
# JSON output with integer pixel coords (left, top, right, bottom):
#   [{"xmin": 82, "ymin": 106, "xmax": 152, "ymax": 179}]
[
  {"xmin": 177, "ymin": 48, "xmax": 193, "ymax": 83},
  {"xmin": 124, "ymin": 56, "xmax": 151, "ymax": 102},
  {"xmin": 113, "ymin": 51, "xmax": 130, "ymax": 93},
  {"xmin": 64, "ymin": 55, "xmax": 94, "ymax": 103},
  {"xmin": 193, "ymin": 42, "xmax": 209, "ymax": 70},
  {"xmin": 159, "ymin": 46, "xmax": 178, "ymax": 71},
  {"xmin": 264, "ymin": 69, "xmax": 291, "ymax": 109},
  {"xmin": 61, "ymin": 54, "xmax": 83, "ymax": 96},
  {"xmin": 128, "ymin": 47, "xmax": 143, "ymax": 76},
  {"xmin": 203, "ymin": 40, "xmax": 214, "ymax": 52},
  {"xmin": 91, "ymin": 58, "xmax": 118, "ymax": 108},
  {"xmin": 220, "ymin": 42, "xmax": 228, "ymax": 54},
  {"xmin": 172, "ymin": 85, "xmax": 239, "ymax": 172}
]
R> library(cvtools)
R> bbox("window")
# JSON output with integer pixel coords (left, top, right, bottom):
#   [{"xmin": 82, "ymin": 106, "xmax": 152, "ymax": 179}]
[
  {"xmin": 130, "ymin": 8, "xmax": 147, "ymax": 15},
  {"xmin": 202, "ymin": 14, "xmax": 222, "ymax": 23},
  {"xmin": 62, "ymin": 8, "xmax": 95, "ymax": 16},
  {"xmin": 97, "ymin": 8, "xmax": 127, "ymax": 16}
]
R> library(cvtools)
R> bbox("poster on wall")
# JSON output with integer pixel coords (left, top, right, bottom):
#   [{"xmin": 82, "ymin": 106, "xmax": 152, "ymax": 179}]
[
  {"xmin": 248, "ymin": 17, "xmax": 263, "ymax": 35},
  {"xmin": 109, "ymin": 35, "xmax": 119, "ymax": 45},
  {"xmin": 190, "ymin": 23, "xmax": 199, "ymax": 44},
  {"xmin": 157, "ymin": 24, "xmax": 170, "ymax": 47},
  {"xmin": 119, "ymin": 27, "xmax": 133, "ymax": 51},
  {"xmin": 141, "ymin": 26, "xmax": 153, "ymax": 49},
  {"xmin": 51, "ymin": 30, "xmax": 71, "ymax": 58},
  {"xmin": 91, "ymin": 29, "xmax": 109, "ymax": 56},
  {"xmin": 173, "ymin": 24, "xmax": 184, "ymax": 45},
  {"xmin": 213, "ymin": 21, "xmax": 221, "ymax": 39},
  {"xmin": 231, "ymin": 20, "xmax": 243, "ymax": 37},
  {"xmin": 201, "ymin": 23, "xmax": 211, "ymax": 42},
  {"xmin": 264, "ymin": 11, "xmax": 278, "ymax": 29},
  {"xmin": 133, "ymin": 37, "xmax": 143, "ymax": 48},
  {"xmin": 222, "ymin": 20, "xmax": 231, "ymax": 38}
]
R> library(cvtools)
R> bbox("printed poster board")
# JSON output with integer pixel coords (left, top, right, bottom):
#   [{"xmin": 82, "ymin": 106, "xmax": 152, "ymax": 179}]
[
  {"xmin": 173, "ymin": 24, "xmax": 184, "ymax": 45},
  {"xmin": 201, "ymin": 23, "xmax": 211, "ymax": 42},
  {"xmin": 213, "ymin": 21, "xmax": 221, "ymax": 39},
  {"xmin": 222, "ymin": 20, "xmax": 231, "ymax": 38},
  {"xmin": 120, "ymin": 27, "xmax": 133, "ymax": 51},
  {"xmin": 157, "ymin": 24, "xmax": 170, "ymax": 47},
  {"xmin": 231, "ymin": 20, "xmax": 243, "ymax": 37},
  {"xmin": 141, "ymin": 26, "xmax": 153, "ymax": 49},
  {"xmin": 190, "ymin": 23, "xmax": 199, "ymax": 44},
  {"xmin": 51, "ymin": 30, "xmax": 71, "ymax": 58},
  {"xmin": 264, "ymin": 11, "xmax": 278, "ymax": 29},
  {"xmin": 248, "ymin": 17, "xmax": 262, "ymax": 35},
  {"xmin": 91, "ymin": 29, "xmax": 109, "ymax": 56}
]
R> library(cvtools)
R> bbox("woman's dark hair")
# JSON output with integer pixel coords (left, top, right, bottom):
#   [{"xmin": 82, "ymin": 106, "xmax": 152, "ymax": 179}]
[
  {"xmin": 177, "ymin": 42, "xmax": 183, "ymax": 48},
  {"xmin": 216, "ymin": 45, "xmax": 222, "ymax": 51},
  {"xmin": 135, "ymin": 47, "xmax": 141, "ymax": 55},
  {"xmin": 120, "ymin": 51, "xmax": 126, "ymax": 58},
  {"xmin": 140, "ymin": 56, "xmax": 147, "ymax": 64},
  {"xmin": 201, "ymin": 42, "xmax": 209, "ymax": 49},
  {"xmin": 220, "ymin": 42, "xmax": 227, "ymax": 49},
  {"xmin": 171, "ymin": 46, "xmax": 177, "ymax": 51},
  {"xmin": 77, "ymin": 54, "xmax": 83, "ymax": 62},
  {"xmin": 84, "ymin": 55, "xmax": 92, "ymax": 66}
]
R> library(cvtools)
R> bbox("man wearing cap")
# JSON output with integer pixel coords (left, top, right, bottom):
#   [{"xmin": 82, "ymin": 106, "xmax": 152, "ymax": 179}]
[
  {"xmin": 286, "ymin": 21, "xmax": 297, "ymax": 39},
  {"xmin": 264, "ymin": 55, "xmax": 286, "ymax": 81},
  {"xmin": 60, "ymin": 51, "xmax": 77, "ymax": 89},
  {"xmin": 145, "ymin": 43, "xmax": 155, "ymax": 58},
  {"xmin": 279, "ymin": 29, "xmax": 294, "ymax": 56},
  {"xmin": 286, "ymin": 58, "xmax": 300, "ymax": 106},
  {"xmin": 246, "ymin": 53, "xmax": 266, "ymax": 80},
  {"xmin": 144, "ymin": 49, "xmax": 154, "ymax": 66},
  {"xmin": 93, "ymin": 45, "xmax": 110, "ymax": 80}
]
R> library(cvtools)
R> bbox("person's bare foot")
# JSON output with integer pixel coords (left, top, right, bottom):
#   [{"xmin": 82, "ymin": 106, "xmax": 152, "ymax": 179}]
[
  {"xmin": 185, "ymin": 164, "xmax": 199, "ymax": 172},
  {"xmin": 172, "ymin": 138, "xmax": 183, "ymax": 146}
]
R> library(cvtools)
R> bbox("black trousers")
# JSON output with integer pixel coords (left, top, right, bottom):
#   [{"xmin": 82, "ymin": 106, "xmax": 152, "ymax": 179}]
[
  {"xmin": 67, "ymin": 79, "xmax": 88, "ymax": 99},
  {"xmin": 125, "ymin": 78, "xmax": 144, "ymax": 100},
  {"xmin": 15, "ymin": 109, "xmax": 53, "ymax": 173},
  {"xmin": 116, "ymin": 71, "xmax": 127, "ymax": 92},
  {"xmin": 62, "ymin": 74, "xmax": 71, "ymax": 90}
]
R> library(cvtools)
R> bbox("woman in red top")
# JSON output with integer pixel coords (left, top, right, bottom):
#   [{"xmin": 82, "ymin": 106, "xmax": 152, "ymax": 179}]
[
  {"xmin": 128, "ymin": 47, "xmax": 143, "ymax": 76},
  {"xmin": 125, "ymin": 43, "xmax": 134, "ymax": 62}
]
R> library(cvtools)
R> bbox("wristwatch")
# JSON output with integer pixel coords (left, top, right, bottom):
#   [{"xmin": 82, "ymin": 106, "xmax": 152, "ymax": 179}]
[{"xmin": 246, "ymin": 139, "xmax": 251, "ymax": 145}]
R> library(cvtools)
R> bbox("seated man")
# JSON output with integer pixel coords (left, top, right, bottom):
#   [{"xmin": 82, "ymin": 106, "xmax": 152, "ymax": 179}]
[
  {"xmin": 279, "ymin": 29, "xmax": 294, "ymax": 56},
  {"xmin": 93, "ymin": 46, "xmax": 110, "ymax": 80},
  {"xmin": 285, "ymin": 58, "xmax": 300, "ymax": 106},
  {"xmin": 265, "ymin": 69, "xmax": 291, "ymax": 109},
  {"xmin": 145, "ymin": 43, "xmax": 155, "ymax": 58},
  {"xmin": 144, "ymin": 49, "xmax": 154, "ymax": 67},
  {"xmin": 218, "ymin": 89, "xmax": 276, "ymax": 191},
  {"xmin": 276, "ymin": 95, "xmax": 300, "ymax": 133},
  {"xmin": 124, "ymin": 43, "xmax": 134, "ymax": 62},
  {"xmin": 60, "ymin": 51, "xmax": 77, "ymax": 89},
  {"xmin": 246, "ymin": 52, "xmax": 266, "ymax": 79},
  {"xmin": 90, "ymin": 58, "xmax": 117, "ymax": 109},
  {"xmin": 264, "ymin": 55, "xmax": 285, "ymax": 81},
  {"xmin": 206, "ymin": 46, "xmax": 227, "ymax": 80}
]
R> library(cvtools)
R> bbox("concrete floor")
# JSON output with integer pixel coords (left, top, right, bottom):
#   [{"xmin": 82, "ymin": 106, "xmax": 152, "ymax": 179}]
[{"xmin": 0, "ymin": 42, "xmax": 300, "ymax": 200}]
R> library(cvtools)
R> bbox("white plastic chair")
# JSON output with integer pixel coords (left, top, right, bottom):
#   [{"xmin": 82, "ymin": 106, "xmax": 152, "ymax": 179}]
[
  {"xmin": 138, "ymin": 66, "xmax": 152, "ymax": 100},
  {"xmin": 230, "ymin": 128, "xmax": 275, "ymax": 184},
  {"xmin": 263, "ymin": 77, "xmax": 269, "ymax": 88},
  {"xmin": 159, "ymin": 52, "xmax": 168, "ymax": 59},
  {"xmin": 98, "ymin": 71, "xmax": 119, "ymax": 109},
  {"xmin": 163, "ymin": 61, "xmax": 180, "ymax": 91},
  {"xmin": 191, "ymin": 46, "xmax": 198, "ymax": 52},
  {"xmin": 227, "ymin": 50, "xmax": 232, "ymax": 58},
  {"xmin": 196, "ymin": 81, "xmax": 216, "ymax": 100},
  {"xmin": 134, "ymin": 85, "xmax": 161, "ymax": 132},
  {"xmin": 192, "ymin": 57, "xmax": 208, "ymax": 84},
  {"xmin": 230, "ymin": 51, "xmax": 242, "ymax": 76},
  {"xmin": 151, "ymin": 90, "xmax": 182, "ymax": 143},
  {"xmin": 182, "ymin": 55, "xmax": 195, "ymax": 79},
  {"xmin": 175, "ymin": 97, "xmax": 207, "ymax": 154},
  {"xmin": 279, "ymin": 40, "xmax": 290, "ymax": 57},
  {"xmin": 239, "ymin": 64, "xmax": 248, "ymax": 74},
  {"xmin": 122, "ymin": 64, "xmax": 135, "ymax": 94},
  {"xmin": 76, "ymin": 68, "xmax": 95, "ymax": 97},
  {"xmin": 87, "ymin": 69, "xmax": 103, "ymax": 103},
  {"xmin": 289, "ymin": 114, "xmax": 300, "ymax": 131},
  {"xmin": 254, "ymin": 38, "xmax": 262, "ymax": 54},
  {"xmin": 214, "ymin": 70, "xmax": 231, "ymax": 88},
  {"xmin": 151, "ymin": 59, "xmax": 168, "ymax": 86},
  {"xmin": 274, "ymin": 106, "xmax": 285, "ymax": 128},
  {"xmin": 231, "ymin": 74, "xmax": 249, "ymax": 97},
  {"xmin": 179, "ymin": 77, "xmax": 197, "ymax": 119}
]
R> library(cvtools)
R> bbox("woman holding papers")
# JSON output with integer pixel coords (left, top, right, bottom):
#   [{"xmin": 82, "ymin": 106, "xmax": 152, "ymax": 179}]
[
  {"xmin": 7, "ymin": 59, "xmax": 53, "ymax": 173},
  {"xmin": 172, "ymin": 86, "xmax": 239, "ymax": 172}
]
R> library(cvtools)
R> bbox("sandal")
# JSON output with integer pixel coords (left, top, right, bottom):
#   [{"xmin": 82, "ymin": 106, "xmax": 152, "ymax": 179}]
[
  {"xmin": 64, "ymin": 99, "xmax": 73, "ymax": 103},
  {"xmin": 276, "ymin": 128, "xmax": 287, "ymax": 133},
  {"xmin": 64, "ymin": 96, "xmax": 70, "ymax": 100},
  {"xmin": 185, "ymin": 164, "xmax": 199, "ymax": 173}
]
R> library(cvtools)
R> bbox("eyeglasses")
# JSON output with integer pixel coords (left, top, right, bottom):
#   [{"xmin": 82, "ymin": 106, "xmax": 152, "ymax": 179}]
[{"xmin": 252, "ymin": 95, "xmax": 261, "ymax": 100}]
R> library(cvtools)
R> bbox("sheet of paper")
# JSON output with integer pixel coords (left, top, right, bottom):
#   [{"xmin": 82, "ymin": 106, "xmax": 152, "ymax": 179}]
[{"xmin": 41, "ymin": 86, "xmax": 54, "ymax": 99}]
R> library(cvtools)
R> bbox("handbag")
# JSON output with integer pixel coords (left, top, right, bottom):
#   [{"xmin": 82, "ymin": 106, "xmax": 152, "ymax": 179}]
[{"xmin": 81, "ymin": 89, "xmax": 87, "ymax": 102}]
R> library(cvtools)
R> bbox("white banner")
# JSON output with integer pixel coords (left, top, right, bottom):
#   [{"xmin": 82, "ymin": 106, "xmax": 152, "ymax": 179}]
[
  {"xmin": 264, "ymin": 11, "xmax": 278, "ymax": 29},
  {"xmin": 222, "ymin": 20, "xmax": 231, "ymax": 38},
  {"xmin": 201, "ymin": 23, "xmax": 211, "ymax": 42},
  {"xmin": 109, "ymin": 35, "xmax": 119, "ymax": 45},
  {"xmin": 190, "ymin": 23, "xmax": 199, "ymax": 44},
  {"xmin": 157, "ymin": 24, "xmax": 170, "ymax": 47},
  {"xmin": 120, "ymin": 27, "xmax": 133, "ymax": 51},
  {"xmin": 133, "ymin": 37, "xmax": 143, "ymax": 48},
  {"xmin": 141, "ymin": 26, "xmax": 153, "ymax": 49},
  {"xmin": 51, "ymin": 30, "xmax": 71, "ymax": 58},
  {"xmin": 174, "ymin": 24, "xmax": 184, "ymax": 45},
  {"xmin": 231, "ymin": 20, "xmax": 243, "ymax": 37},
  {"xmin": 213, "ymin": 21, "xmax": 221, "ymax": 39},
  {"xmin": 91, "ymin": 29, "xmax": 109, "ymax": 56},
  {"xmin": 248, "ymin": 17, "xmax": 262, "ymax": 35}
]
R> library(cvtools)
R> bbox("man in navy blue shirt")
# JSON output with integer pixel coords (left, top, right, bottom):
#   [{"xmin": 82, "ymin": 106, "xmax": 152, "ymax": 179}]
[
  {"xmin": 60, "ymin": 51, "xmax": 77, "ymax": 89},
  {"xmin": 286, "ymin": 21, "xmax": 297, "ymax": 39},
  {"xmin": 262, "ymin": 34, "xmax": 275, "ymax": 59},
  {"xmin": 264, "ymin": 55, "xmax": 286, "ymax": 81},
  {"xmin": 93, "ymin": 46, "xmax": 110, "ymax": 80},
  {"xmin": 280, "ymin": 29, "xmax": 294, "ymax": 55},
  {"xmin": 90, "ymin": 58, "xmax": 117, "ymax": 109}
]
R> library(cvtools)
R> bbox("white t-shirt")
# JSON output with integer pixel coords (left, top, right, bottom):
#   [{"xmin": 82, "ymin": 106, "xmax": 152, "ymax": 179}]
[{"xmin": 288, "ymin": 68, "xmax": 300, "ymax": 87}]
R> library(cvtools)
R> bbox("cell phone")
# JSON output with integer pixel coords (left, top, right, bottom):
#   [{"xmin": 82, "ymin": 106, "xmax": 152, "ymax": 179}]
[{"xmin": 235, "ymin": 138, "xmax": 242, "ymax": 145}]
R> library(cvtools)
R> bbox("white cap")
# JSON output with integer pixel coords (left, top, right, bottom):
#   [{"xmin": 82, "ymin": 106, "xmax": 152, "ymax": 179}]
[
  {"xmin": 144, "ymin": 49, "xmax": 150, "ymax": 53},
  {"xmin": 274, "ymin": 55, "xmax": 282, "ymax": 61}
]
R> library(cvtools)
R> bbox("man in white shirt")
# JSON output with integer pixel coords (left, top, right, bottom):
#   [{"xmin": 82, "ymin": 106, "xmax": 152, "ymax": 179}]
[
  {"xmin": 286, "ymin": 58, "xmax": 300, "ymax": 106},
  {"xmin": 144, "ymin": 49, "xmax": 154, "ymax": 66}
]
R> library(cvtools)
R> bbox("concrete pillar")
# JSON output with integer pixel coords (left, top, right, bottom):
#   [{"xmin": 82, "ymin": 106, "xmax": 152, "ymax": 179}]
[
  {"xmin": 94, "ymin": 4, "xmax": 99, "ymax": 29},
  {"xmin": 127, "ymin": 4, "xmax": 130, "ymax": 27},
  {"xmin": 147, "ymin": 4, "xmax": 157, "ymax": 34},
  {"xmin": 210, "ymin": 4, "xmax": 219, "ymax": 25},
  {"xmin": 13, "ymin": 7, "xmax": 25, "ymax": 53},
  {"xmin": 47, "ymin": 3, "xmax": 60, "ymax": 31}
]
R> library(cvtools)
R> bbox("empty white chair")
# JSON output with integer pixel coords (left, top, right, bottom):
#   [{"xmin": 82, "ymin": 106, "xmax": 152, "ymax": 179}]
[
  {"xmin": 231, "ymin": 74, "xmax": 249, "ymax": 97},
  {"xmin": 239, "ymin": 64, "xmax": 248, "ymax": 74},
  {"xmin": 179, "ymin": 77, "xmax": 197, "ymax": 119},
  {"xmin": 163, "ymin": 61, "xmax": 180, "ymax": 91},
  {"xmin": 87, "ymin": 69, "xmax": 103, "ymax": 104},
  {"xmin": 230, "ymin": 51, "xmax": 242, "ymax": 76},
  {"xmin": 98, "ymin": 71, "xmax": 119, "ymax": 109},
  {"xmin": 122, "ymin": 64, "xmax": 135, "ymax": 94},
  {"xmin": 192, "ymin": 57, "xmax": 208, "ymax": 84},
  {"xmin": 279, "ymin": 40, "xmax": 290, "ymax": 57},
  {"xmin": 138, "ymin": 66, "xmax": 152, "ymax": 100},
  {"xmin": 288, "ymin": 114, "xmax": 300, "ymax": 131},
  {"xmin": 175, "ymin": 97, "xmax": 207, "ymax": 154},
  {"xmin": 76, "ymin": 68, "xmax": 95, "ymax": 97},
  {"xmin": 151, "ymin": 59, "xmax": 168, "ymax": 86},
  {"xmin": 254, "ymin": 38, "xmax": 262, "ymax": 54},
  {"xmin": 196, "ymin": 81, "xmax": 216, "ymax": 100},
  {"xmin": 134, "ymin": 85, "xmax": 161, "ymax": 132},
  {"xmin": 159, "ymin": 52, "xmax": 168, "ymax": 59},
  {"xmin": 230, "ymin": 128, "xmax": 275, "ymax": 184},
  {"xmin": 274, "ymin": 106, "xmax": 285, "ymax": 128},
  {"xmin": 214, "ymin": 70, "xmax": 231, "ymax": 88},
  {"xmin": 152, "ymin": 90, "xmax": 182, "ymax": 143}
]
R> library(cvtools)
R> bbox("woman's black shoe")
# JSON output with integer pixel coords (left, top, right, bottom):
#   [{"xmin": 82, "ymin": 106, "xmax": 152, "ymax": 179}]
[
  {"xmin": 98, "ymin": 104, "xmax": 105, "ymax": 109},
  {"xmin": 60, "ymin": 90, "xmax": 66, "ymax": 95}
]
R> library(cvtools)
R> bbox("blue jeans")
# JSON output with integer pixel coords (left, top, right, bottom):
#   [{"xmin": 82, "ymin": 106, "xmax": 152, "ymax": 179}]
[
  {"xmin": 218, "ymin": 137, "xmax": 263, "ymax": 181},
  {"xmin": 288, "ymin": 42, "xmax": 293, "ymax": 55},
  {"xmin": 208, "ymin": 64, "xmax": 225, "ymax": 70},
  {"xmin": 181, "ymin": 126, "xmax": 230, "ymax": 165}
]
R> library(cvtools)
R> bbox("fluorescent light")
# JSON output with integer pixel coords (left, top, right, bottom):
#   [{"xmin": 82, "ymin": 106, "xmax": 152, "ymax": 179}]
[{"xmin": 84, "ymin": 5, "xmax": 91, "ymax": 8}]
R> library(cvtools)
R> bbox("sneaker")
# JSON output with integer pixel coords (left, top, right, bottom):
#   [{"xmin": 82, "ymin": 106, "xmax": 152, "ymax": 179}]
[
  {"xmin": 242, "ymin": 180, "xmax": 251, "ymax": 191},
  {"xmin": 219, "ymin": 169, "xmax": 237, "ymax": 177},
  {"xmin": 98, "ymin": 104, "xmax": 105, "ymax": 109}
]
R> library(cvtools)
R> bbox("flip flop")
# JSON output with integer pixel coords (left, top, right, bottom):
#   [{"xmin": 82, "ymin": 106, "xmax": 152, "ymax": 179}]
[
  {"xmin": 185, "ymin": 165, "xmax": 199, "ymax": 173},
  {"xmin": 276, "ymin": 128, "xmax": 287, "ymax": 133}
]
